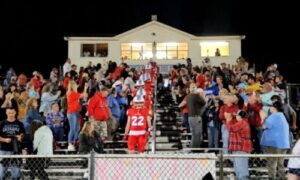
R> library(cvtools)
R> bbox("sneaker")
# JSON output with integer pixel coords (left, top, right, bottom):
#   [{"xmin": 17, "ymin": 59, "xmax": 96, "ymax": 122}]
[
  {"xmin": 83, "ymin": 172, "xmax": 89, "ymax": 179},
  {"xmin": 67, "ymin": 144, "xmax": 75, "ymax": 151}
]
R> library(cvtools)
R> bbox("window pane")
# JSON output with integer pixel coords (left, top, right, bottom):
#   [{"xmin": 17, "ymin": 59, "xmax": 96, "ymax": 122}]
[
  {"xmin": 166, "ymin": 43, "xmax": 177, "ymax": 51},
  {"xmin": 81, "ymin": 44, "xmax": 95, "ymax": 57},
  {"xmin": 143, "ymin": 51, "xmax": 153, "ymax": 60},
  {"xmin": 167, "ymin": 51, "xmax": 177, "ymax": 59},
  {"xmin": 121, "ymin": 43, "xmax": 131, "ymax": 51},
  {"xmin": 132, "ymin": 51, "xmax": 141, "ymax": 60},
  {"xmin": 131, "ymin": 43, "xmax": 143, "ymax": 51},
  {"xmin": 157, "ymin": 43, "xmax": 166, "ymax": 51},
  {"xmin": 121, "ymin": 51, "xmax": 131, "ymax": 60},
  {"xmin": 178, "ymin": 43, "xmax": 188, "ymax": 50},
  {"xmin": 200, "ymin": 41, "xmax": 229, "ymax": 57},
  {"xmin": 156, "ymin": 51, "xmax": 167, "ymax": 59},
  {"xmin": 96, "ymin": 43, "xmax": 108, "ymax": 57},
  {"xmin": 178, "ymin": 51, "xmax": 188, "ymax": 59},
  {"xmin": 143, "ymin": 43, "xmax": 152, "ymax": 51}
]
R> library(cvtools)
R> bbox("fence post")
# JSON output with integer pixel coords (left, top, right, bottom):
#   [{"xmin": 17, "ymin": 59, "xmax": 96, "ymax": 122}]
[
  {"xmin": 219, "ymin": 151, "xmax": 224, "ymax": 180},
  {"xmin": 89, "ymin": 151, "xmax": 95, "ymax": 180}
]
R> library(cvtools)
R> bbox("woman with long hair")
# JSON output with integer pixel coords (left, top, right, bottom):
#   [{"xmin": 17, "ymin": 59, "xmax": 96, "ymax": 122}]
[
  {"xmin": 28, "ymin": 120, "xmax": 53, "ymax": 180},
  {"xmin": 78, "ymin": 121, "xmax": 104, "ymax": 154},
  {"xmin": 23, "ymin": 97, "xmax": 44, "ymax": 154},
  {"xmin": 66, "ymin": 80, "xmax": 87, "ymax": 151}
]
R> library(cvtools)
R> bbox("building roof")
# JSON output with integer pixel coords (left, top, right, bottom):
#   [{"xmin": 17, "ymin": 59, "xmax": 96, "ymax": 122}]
[{"xmin": 64, "ymin": 18, "xmax": 245, "ymax": 41}]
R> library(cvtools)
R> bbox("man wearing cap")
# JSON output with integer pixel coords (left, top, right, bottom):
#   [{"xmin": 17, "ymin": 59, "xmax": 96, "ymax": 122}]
[
  {"xmin": 225, "ymin": 110, "xmax": 252, "ymax": 180},
  {"xmin": 124, "ymin": 95, "xmax": 152, "ymax": 154},
  {"xmin": 87, "ymin": 87, "xmax": 111, "ymax": 140}
]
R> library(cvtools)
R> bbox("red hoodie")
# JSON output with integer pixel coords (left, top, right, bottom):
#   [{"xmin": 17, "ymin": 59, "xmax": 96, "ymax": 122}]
[{"xmin": 87, "ymin": 92, "xmax": 110, "ymax": 121}]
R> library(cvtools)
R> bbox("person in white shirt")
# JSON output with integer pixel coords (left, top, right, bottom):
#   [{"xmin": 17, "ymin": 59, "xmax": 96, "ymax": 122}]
[
  {"xmin": 63, "ymin": 58, "xmax": 72, "ymax": 77},
  {"xmin": 288, "ymin": 139, "xmax": 300, "ymax": 180},
  {"xmin": 28, "ymin": 120, "xmax": 53, "ymax": 180}
]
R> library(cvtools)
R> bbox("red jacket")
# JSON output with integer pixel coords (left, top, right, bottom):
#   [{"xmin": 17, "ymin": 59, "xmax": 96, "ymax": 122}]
[
  {"xmin": 87, "ymin": 92, "xmax": 110, "ymax": 121},
  {"xmin": 226, "ymin": 119, "xmax": 252, "ymax": 153},
  {"xmin": 196, "ymin": 74, "xmax": 205, "ymax": 89},
  {"xmin": 247, "ymin": 103, "xmax": 263, "ymax": 127}
]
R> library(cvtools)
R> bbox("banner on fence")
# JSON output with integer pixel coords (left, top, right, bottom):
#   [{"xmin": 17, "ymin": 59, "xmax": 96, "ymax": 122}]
[{"xmin": 95, "ymin": 154, "xmax": 216, "ymax": 180}]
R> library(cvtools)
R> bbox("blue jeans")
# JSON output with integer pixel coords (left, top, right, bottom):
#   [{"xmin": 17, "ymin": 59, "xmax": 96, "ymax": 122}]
[
  {"xmin": 51, "ymin": 125, "xmax": 65, "ymax": 141},
  {"xmin": 67, "ymin": 112, "xmax": 80, "ymax": 143},
  {"xmin": 221, "ymin": 124, "xmax": 229, "ymax": 154},
  {"xmin": 207, "ymin": 125, "xmax": 220, "ymax": 148},
  {"xmin": 232, "ymin": 151, "xmax": 249, "ymax": 180},
  {"xmin": 0, "ymin": 151, "xmax": 20, "ymax": 180}
]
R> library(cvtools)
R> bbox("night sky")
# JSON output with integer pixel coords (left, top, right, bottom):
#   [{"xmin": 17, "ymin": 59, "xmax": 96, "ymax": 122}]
[{"xmin": 1, "ymin": 1, "xmax": 299, "ymax": 82}]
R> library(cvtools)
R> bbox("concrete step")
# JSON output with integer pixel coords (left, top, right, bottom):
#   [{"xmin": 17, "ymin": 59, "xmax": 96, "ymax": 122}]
[
  {"xmin": 155, "ymin": 136, "xmax": 181, "ymax": 143},
  {"xmin": 151, "ymin": 142, "xmax": 180, "ymax": 149}
]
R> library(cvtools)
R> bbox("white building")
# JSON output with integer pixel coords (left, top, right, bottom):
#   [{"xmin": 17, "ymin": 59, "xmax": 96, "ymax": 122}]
[{"xmin": 65, "ymin": 15, "xmax": 245, "ymax": 73}]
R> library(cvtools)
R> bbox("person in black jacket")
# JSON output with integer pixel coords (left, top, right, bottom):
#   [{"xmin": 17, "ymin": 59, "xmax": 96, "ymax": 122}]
[{"xmin": 78, "ymin": 121, "xmax": 104, "ymax": 154}]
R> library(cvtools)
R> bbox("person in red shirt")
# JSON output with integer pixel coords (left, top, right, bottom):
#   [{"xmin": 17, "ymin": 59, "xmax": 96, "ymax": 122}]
[
  {"xmin": 246, "ymin": 91, "xmax": 264, "ymax": 154},
  {"xmin": 123, "ymin": 95, "xmax": 152, "ymax": 154},
  {"xmin": 30, "ymin": 71, "xmax": 44, "ymax": 93},
  {"xmin": 63, "ymin": 72, "xmax": 71, "ymax": 90},
  {"xmin": 178, "ymin": 88, "xmax": 190, "ymax": 132},
  {"xmin": 219, "ymin": 94, "xmax": 239, "ymax": 154},
  {"xmin": 226, "ymin": 110, "xmax": 252, "ymax": 180},
  {"xmin": 132, "ymin": 80, "xmax": 147, "ymax": 97},
  {"xmin": 87, "ymin": 86, "xmax": 111, "ymax": 141},
  {"xmin": 66, "ymin": 80, "xmax": 88, "ymax": 151}
]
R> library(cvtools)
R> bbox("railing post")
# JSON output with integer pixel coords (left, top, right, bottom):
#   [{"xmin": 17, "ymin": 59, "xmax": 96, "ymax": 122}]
[
  {"xmin": 151, "ymin": 78, "xmax": 157, "ymax": 154},
  {"xmin": 286, "ymin": 84, "xmax": 290, "ymax": 105},
  {"xmin": 219, "ymin": 151, "xmax": 224, "ymax": 180},
  {"xmin": 89, "ymin": 151, "xmax": 95, "ymax": 180}
]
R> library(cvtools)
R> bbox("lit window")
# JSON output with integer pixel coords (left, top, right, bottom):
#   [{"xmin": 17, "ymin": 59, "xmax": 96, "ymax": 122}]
[
  {"xmin": 200, "ymin": 41, "xmax": 229, "ymax": 57},
  {"xmin": 121, "ymin": 42, "xmax": 188, "ymax": 60}
]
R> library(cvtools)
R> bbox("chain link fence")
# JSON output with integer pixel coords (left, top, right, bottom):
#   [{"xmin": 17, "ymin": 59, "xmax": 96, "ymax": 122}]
[
  {"xmin": 1, "ymin": 153, "xmax": 300, "ymax": 179},
  {"xmin": 0, "ymin": 154, "xmax": 90, "ymax": 180},
  {"xmin": 94, "ymin": 153, "xmax": 217, "ymax": 180},
  {"xmin": 222, "ymin": 154, "xmax": 300, "ymax": 180}
]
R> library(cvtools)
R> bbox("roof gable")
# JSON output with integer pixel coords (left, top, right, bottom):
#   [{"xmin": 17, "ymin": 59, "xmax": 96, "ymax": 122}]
[{"xmin": 114, "ymin": 21, "xmax": 195, "ymax": 39}]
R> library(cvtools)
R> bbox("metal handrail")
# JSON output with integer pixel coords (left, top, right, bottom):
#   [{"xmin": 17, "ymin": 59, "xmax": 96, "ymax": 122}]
[
  {"xmin": 222, "ymin": 154, "xmax": 300, "ymax": 158},
  {"xmin": 0, "ymin": 154, "xmax": 90, "ymax": 158},
  {"xmin": 151, "ymin": 75, "xmax": 158, "ymax": 154},
  {"xmin": 94, "ymin": 153, "xmax": 217, "ymax": 159}
]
